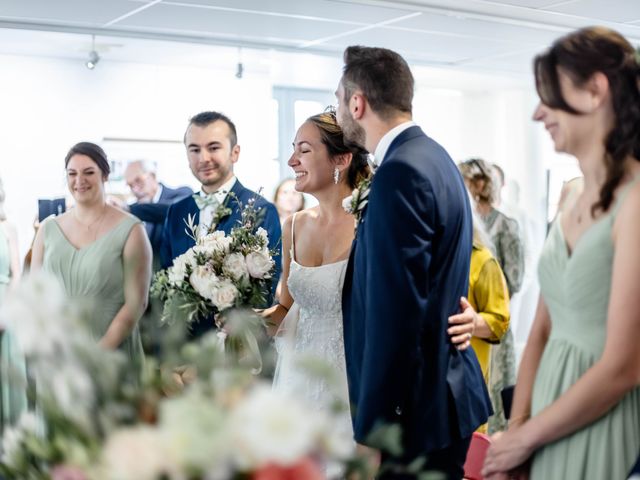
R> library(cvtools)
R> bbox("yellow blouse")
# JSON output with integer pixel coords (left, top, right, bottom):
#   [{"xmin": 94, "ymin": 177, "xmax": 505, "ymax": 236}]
[{"xmin": 469, "ymin": 243, "xmax": 510, "ymax": 384}]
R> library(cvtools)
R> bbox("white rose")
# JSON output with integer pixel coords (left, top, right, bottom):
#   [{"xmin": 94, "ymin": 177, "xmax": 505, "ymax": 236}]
[
  {"xmin": 229, "ymin": 384, "xmax": 321, "ymax": 469},
  {"xmin": 256, "ymin": 227, "xmax": 269, "ymax": 244},
  {"xmin": 245, "ymin": 250, "xmax": 274, "ymax": 279},
  {"xmin": 100, "ymin": 426, "xmax": 169, "ymax": 480},
  {"xmin": 196, "ymin": 231, "xmax": 232, "ymax": 255},
  {"xmin": 223, "ymin": 253, "xmax": 249, "ymax": 281},
  {"xmin": 210, "ymin": 280, "xmax": 239, "ymax": 311},
  {"xmin": 159, "ymin": 387, "xmax": 230, "ymax": 473},
  {"xmin": 189, "ymin": 264, "xmax": 219, "ymax": 299},
  {"xmin": 168, "ymin": 251, "xmax": 195, "ymax": 286}
]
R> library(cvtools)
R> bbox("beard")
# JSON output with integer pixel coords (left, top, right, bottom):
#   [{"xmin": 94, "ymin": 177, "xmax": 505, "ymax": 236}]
[
  {"xmin": 193, "ymin": 158, "xmax": 233, "ymax": 190},
  {"xmin": 339, "ymin": 109, "xmax": 367, "ymax": 150}
]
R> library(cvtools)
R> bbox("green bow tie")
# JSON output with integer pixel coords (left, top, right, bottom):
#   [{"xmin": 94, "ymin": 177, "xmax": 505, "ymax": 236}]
[{"xmin": 193, "ymin": 192, "xmax": 219, "ymax": 210}]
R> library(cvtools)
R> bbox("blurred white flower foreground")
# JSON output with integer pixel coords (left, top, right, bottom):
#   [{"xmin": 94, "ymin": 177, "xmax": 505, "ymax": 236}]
[{"xmin": 0, "ymin": 272, "xmax": 354, "ymax": 479}]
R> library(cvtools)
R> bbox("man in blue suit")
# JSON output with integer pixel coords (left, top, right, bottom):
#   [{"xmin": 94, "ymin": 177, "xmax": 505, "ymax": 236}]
[
  {"xmin": 161, "ymin": 111, "xmax": 282, "ymax": 338},
  {"xmin": 338, "ymin": 47, "xmax": 492, "ymax": 479},
  {"xmin": 122, "ymin": 160, "xmax": 193, "ymax": 268}
]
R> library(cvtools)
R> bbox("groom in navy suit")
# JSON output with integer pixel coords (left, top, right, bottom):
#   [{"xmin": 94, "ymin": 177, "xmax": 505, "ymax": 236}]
[
  {"xmin": 338, "ymin": 47, "xmax": 492, "ymax": 479},
  {"xmin": 161, "ymin": 111, "xmax": 282, "ymax": 338}
]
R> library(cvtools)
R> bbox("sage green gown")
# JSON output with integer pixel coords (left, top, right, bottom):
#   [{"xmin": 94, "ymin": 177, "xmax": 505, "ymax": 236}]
[
  {"xmin": 0, "ymin": 224, "xmax": 28, "ymax": 434},
  {"xmin": 42, "ymin": 215, "xmax": 145, "ymax": 369},
  {"xmin": 531, "ymin": 178, "xmax": 640, "ymax": 479}
]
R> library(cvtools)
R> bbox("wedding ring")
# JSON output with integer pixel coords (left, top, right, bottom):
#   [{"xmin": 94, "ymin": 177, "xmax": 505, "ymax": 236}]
[{"xmin": 466, "ymin": 333, "xmax": 472, "ymax": 341}]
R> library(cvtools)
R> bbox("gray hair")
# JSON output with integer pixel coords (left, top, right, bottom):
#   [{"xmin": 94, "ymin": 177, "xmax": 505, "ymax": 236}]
[{"xmin": 127, "ymin": 159, "xmax": 157, "ymax": 175}]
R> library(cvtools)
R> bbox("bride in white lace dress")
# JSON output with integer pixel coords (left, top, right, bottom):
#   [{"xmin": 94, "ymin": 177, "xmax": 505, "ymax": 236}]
[
  {"xmin": 262, "ymin": 111, "xmax": 370, "ymax": 441},
  {"xmin": 262, "ymin": 112, "xmax": 475, "ymax": 467}
]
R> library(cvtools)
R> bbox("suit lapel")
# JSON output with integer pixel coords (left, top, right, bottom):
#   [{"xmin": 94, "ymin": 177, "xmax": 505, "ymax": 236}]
[{"xmin": 214, "ymin": 180, "xmax": 245, "ymax": 233}]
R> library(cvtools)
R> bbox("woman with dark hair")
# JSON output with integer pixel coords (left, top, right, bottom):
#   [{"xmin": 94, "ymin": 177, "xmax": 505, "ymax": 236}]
[
  {"xmin": 31, "ymin": 142, "xmax": 151, "ymax": 372},
  {"xmin": 483, "ymin": 27, "xmax": 640, "ymax": 479},
  {"xmin": 261, "ymin": 111, "xmax": 370, "ymax": 463}
]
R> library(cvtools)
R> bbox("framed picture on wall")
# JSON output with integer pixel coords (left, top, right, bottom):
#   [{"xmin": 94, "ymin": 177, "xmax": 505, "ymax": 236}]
[{"xmin": 102, "ymin": 137, "xmax": 198, "ymax": 199}]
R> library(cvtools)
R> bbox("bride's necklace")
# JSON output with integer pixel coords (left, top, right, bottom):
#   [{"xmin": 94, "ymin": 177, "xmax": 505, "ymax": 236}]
[{"xmin": 74, "ymin": 205, "xmax": 107, "ymax": 240}]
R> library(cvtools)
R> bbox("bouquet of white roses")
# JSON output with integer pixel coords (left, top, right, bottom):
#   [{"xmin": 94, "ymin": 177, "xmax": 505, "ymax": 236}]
[{"xmin": 151, "ymin": 196, "xmax": 276, "ymax": 331}]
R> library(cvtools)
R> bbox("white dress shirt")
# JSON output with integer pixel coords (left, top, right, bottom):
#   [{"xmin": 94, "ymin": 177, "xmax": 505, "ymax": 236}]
[
  {"xmin": 198, "ymin": 176, "xmax": 237, "ymax": 238},
  {"xmin": 372, "ymin": 120, "xmax": 416, "ymax": 167}
]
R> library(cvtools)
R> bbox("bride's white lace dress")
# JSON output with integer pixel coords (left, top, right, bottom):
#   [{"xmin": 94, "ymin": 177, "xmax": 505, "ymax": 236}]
[{"xmin": 273, "ymin": 214, "xmax": 354, "ymax": 444}]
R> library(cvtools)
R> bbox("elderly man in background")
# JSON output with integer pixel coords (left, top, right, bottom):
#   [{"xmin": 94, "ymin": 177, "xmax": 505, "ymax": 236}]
[{"xmin": 123, "ymin": 160, "xmax": 193, "ymax": 265}]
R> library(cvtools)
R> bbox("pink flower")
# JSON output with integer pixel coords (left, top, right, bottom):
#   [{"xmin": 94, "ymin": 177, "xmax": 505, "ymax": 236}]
[
  {"xmin": 252, "ymin": 457, "xmax": 324, "ymax": 480},
  {"xmin": 51, "ymin": 465, "xmax": 87, "ymax": 480}
]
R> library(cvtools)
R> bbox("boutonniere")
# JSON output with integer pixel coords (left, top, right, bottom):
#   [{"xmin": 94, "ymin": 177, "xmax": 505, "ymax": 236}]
[
  {"xmin": 342, "ymin": 175, "xmax": 373, "ymax": 231},
  {"xmin": 186, "ymin": 192, "xmax": 235, "ymax": 239},
  {"xmin": 210, "ymin": 201, "xmax": 233, "ymax": 232}
]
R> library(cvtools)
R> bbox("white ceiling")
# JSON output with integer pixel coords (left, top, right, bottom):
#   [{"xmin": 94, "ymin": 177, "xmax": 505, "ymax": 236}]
[{"xmin": 0, "ymin": 0, "xmax": 639, "ymax": 78}]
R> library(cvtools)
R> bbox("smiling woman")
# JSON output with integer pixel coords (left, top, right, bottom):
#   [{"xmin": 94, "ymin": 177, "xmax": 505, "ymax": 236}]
[
  {"xmin": 29, "ymin": 142, "xmax": 152, "ymax": 379},
  {"xmin": 262, "ymin": 112, "xmax": 370, "ymax": 477},
  {"xmin": 483, "ymin": 26, "xmax": 640, "ymax": 480}
]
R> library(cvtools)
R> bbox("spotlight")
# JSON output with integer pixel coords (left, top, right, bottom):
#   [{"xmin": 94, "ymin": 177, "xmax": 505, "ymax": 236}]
[
  {"xmin": 85, "ymin": 35, "xmax": 100, "ymax": 70},
  {"xmin": 235, "ymin": 46, "xmax": 243, "ymax": 79},
  {"xmin": 86, "ymin": 50, "xmax": 100, "ymax": 70}
]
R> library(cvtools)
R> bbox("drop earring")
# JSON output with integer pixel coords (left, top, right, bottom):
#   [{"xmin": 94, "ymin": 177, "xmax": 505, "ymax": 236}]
[{"xmin": 333, "ymin": 167, "xmax": 340, "ymax": 185}]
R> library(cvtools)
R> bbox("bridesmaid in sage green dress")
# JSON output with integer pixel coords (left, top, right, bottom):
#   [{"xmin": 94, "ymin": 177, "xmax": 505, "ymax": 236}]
[
  {"xmin": 483, "ymin": 27, "xmax": 640, "ymax": 479},
  {"xmin": 0, "ymin": 178, "xmax": 28, "ymax": 435},
  {"xmin": 31, "ymin": 142, "xmax": 151, "ymax": 372}
]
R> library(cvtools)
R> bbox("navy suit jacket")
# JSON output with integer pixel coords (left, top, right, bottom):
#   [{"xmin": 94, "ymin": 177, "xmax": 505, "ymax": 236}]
[
  {"xmin": 342, "ymin": 126, "xmax": 492, "ymax": 456},
  {"xmin": 129, "ymin": 183, "xmax": 193, "ymax": 261},
  {"xmin": 160, "ymin": 180, "xmax": 282, "ymax": 337}
]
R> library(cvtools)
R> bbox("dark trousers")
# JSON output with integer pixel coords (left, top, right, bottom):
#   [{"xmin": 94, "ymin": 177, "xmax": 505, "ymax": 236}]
[
  {"xmin": 631, "ymin": 452, "xmax": 640, "ymax": 476},
  {"xmin": 379, "ymin": 436, "xmax": 472, "ymax": 480}
]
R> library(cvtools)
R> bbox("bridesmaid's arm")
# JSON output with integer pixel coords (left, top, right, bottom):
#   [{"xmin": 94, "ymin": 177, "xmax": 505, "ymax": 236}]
[
  {"xmin": 484, "ymin": 184, "xmax": 640, "ymax": 476},
  {"xmin": 29, "ymin": 218, "xmax": 49, "ymax": 272},
  {"xmin": 99, "ymin": 224, "xmax": 152, "ymax": 349},
  {"xmin": 260, "ymin": 214, "xmax": 294, "ymax": 336},
  {"xmin": 481, "ymin": 295, "xmax": 551, "ymax": 477}
]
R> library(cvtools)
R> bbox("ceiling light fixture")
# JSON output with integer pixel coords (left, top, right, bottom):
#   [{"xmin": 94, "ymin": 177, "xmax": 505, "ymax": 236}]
[
  {"xmin": 86, "ymin": 35, "xmax": 100, "ymax": 70},
  {"xmin": 235, "ymin": 47, "xmax": 243, "ymax": 79}
]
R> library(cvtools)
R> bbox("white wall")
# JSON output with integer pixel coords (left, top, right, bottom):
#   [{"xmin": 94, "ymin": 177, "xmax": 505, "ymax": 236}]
[{"xmin": 0, "ymin": 53, "xmax": 278, "ymax": 257}]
